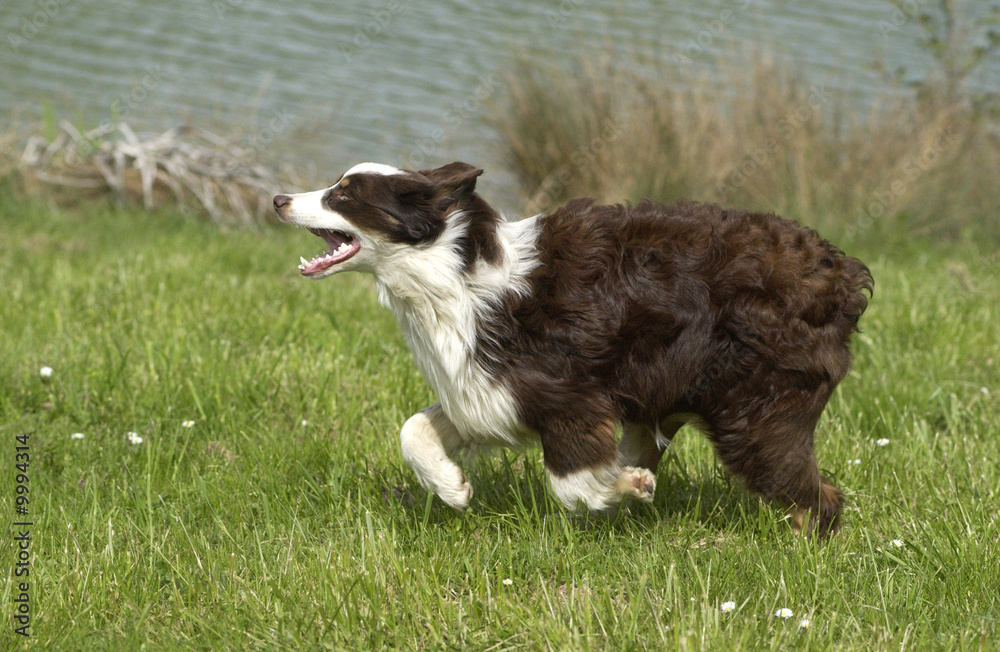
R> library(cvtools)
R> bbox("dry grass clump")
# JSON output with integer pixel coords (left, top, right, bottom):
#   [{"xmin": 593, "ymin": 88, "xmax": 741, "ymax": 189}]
[
  {"xmin": 494, "ymin": 56, "xmax": 1000, "ymax": 242},
  {"xmin": 9, "ymin": 120, "xmax": 299, "ymax": 225}
]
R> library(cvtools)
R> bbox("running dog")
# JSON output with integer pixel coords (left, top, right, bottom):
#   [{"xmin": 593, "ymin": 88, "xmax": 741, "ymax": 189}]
[{"xmin": 273, "ymin": 162, "xmax": 872, "ymax": 536}]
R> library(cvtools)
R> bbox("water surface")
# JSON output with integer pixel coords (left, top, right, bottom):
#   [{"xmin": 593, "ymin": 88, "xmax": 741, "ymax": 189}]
[{"xmin": 2, "ymin": 0, "xmax": 992, "ymax": 210}]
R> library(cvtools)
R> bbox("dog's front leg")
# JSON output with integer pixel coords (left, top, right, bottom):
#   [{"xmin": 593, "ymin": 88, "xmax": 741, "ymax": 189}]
[
  {"xmin": 618, "ymin": 418, "xmax": 685, "ymax": 472},
  {"xmin": 540, "ymin": 415, "xmax": 657, "ymax": 513},
  {"xmin": 400, "ymin": 403, "xmax": 473, "ymax": 510}
]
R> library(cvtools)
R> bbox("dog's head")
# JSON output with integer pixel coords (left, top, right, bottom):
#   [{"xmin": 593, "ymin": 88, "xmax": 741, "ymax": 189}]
[{"xmin": 273, "ymin": 162, "xmax": 484, "ymax": 279}]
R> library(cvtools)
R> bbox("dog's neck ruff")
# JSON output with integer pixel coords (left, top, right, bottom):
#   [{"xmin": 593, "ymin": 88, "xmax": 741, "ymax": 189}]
[{"xmin": 373, "ymin": 212, "xmax": 540, "ymax": 441}]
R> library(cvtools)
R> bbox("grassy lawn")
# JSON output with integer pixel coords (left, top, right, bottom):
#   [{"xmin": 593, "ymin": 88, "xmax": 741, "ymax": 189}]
[{"xmin": 1, "ymin": 184, "xmax": 998, "ymax": 650}]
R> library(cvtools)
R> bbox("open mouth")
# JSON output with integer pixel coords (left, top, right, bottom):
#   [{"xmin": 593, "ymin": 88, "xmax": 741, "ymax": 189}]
[{"xmin": 298, "ymin": 228, "xmax": 361, "ymax": 276}]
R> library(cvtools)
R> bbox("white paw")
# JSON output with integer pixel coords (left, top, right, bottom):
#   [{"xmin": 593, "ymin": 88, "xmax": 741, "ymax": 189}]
[
  {"xmin": 616, "ymin": 466, "xmax": 656, "ymax": 503},
  {"xmin": 435, "ymin": 468, "xmax": 473, "ymax": 511}
]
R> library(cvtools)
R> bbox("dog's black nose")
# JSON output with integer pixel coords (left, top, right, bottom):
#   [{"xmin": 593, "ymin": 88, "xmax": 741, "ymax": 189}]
[{"xmin": 273, "ymin": 194, "xmax": 291, "ymax": 211}]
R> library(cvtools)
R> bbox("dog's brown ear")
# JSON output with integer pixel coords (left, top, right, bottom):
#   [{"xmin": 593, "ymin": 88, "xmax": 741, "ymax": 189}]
[{"xmin": 419, "ymin": 162, "xmax": 483, "ymax": 200}]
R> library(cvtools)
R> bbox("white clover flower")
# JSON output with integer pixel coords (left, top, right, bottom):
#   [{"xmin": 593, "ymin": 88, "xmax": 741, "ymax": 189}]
[
  {"xmin": 799, "ymin": 618, "xmax": 811, "ymax": 629},
  {"xmin": 876, "ymin": 438, "xmax": 890, "ymax": 447},
  {"xmin": 502, "ymin": 578, "xmax": 513, "ymax": 586},
  {"xmin": 181, "ymin": 420, "xmax": 196, "ymax": 428},
  {"xmin": 720, "ymin": 601, "xmax": 736, "ymax": 613},
  {"xmin": 71, "ymin": 432, "xmax": 85, "ymax": 440},
  {"xmin": 775, "ymin": 607, "xmax": 794, "ymax": 619},
  {"xmin": 40, "ymin": 366, "xmax": 53, "ymax": 378},
  {"xmin": 127, "ymin": 432, "xmax": 144, "ymax": 445},
  {"xmin": 890, "ymin": 539, "xmax": 904, "ymax": 548},
  {"xmin": 301, "ymin": 420, "xmax": 308, "ymax": 427}
]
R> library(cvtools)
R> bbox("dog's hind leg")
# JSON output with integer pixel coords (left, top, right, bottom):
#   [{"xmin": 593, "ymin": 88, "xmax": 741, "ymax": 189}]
[
  {"xmin": 541, "ymin": 415, "xmax": 657, "ymax": 513},
  {"xmin": 709, "ymin": 387, "xmax": 843, "ymax": 537},
  {"xmin": 400, "ymin": 403, "xmax": 473, "ymax": 510}
]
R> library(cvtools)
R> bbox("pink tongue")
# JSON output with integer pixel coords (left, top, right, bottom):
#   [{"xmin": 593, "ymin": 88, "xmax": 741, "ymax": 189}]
[{"xmin": 301, "ymin": 255, "xmax": 337, "ymax": 276}]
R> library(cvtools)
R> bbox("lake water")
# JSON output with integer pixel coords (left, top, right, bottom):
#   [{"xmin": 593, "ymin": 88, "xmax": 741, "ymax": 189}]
[{"xmin": 2, "ymin": 0, "xmax": 995, "ymax": 211}]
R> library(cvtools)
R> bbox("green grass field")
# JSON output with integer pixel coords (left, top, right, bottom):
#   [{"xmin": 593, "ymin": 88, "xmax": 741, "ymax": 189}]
[{"xmin": 1, "ymin": 183, "xmax": 998, "ymax": 650}]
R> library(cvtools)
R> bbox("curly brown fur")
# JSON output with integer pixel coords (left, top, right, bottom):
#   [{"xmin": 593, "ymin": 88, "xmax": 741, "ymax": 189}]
[{"xmin": 477, "ymin": 199, "xmax": 871, "ymax": 536}]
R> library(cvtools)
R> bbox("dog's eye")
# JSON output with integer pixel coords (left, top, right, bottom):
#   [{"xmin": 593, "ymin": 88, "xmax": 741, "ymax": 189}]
[{"xmin": 335, "ymin": 191, "xmax": 350, "ymax": 202}]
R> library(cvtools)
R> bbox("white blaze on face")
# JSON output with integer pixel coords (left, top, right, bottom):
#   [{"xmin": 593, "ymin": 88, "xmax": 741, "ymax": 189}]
[
  {"xmin": 283, "ymin": 163, "xmax": 406, "ymax": 226},
  {"xmin": 278, "ymin": 163, "xmax": 412, "ymax": 279},
  {"xmin": 340, "ymin": 162, "xmax": 405, "ymax": 181},
  {"xmin": 279, "ymin": 187, "xmax": 330, "ymax": 227}
]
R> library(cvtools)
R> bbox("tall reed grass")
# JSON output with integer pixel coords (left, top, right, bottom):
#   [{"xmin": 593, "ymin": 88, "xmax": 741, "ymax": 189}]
[{"xmin": 493, "ymin": 55, "xmax": 1000, "ymax": 243}]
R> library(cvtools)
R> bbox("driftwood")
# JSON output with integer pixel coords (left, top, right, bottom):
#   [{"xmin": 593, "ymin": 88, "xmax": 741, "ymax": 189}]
[{"xmin": 15, "ymin": 121, "xmax": 299, "ymax": 225}]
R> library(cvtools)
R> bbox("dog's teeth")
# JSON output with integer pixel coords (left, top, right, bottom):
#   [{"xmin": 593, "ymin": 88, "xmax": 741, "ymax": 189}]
[{"xmin": 300, "ymin": 257, "xmax": 309, "ymax": 266}]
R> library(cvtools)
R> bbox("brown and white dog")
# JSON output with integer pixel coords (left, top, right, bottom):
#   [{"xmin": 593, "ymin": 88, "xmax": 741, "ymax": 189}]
[{"xmin": 273, "ymin": 162, "xmax": 872, "ymax": 536}]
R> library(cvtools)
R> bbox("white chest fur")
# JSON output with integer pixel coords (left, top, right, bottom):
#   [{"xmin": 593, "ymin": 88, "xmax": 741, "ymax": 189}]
[{"xmin": 373, "ymin": 215, "xmax": 540, "ymax": 444}]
